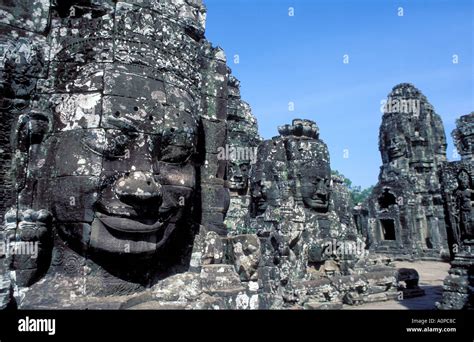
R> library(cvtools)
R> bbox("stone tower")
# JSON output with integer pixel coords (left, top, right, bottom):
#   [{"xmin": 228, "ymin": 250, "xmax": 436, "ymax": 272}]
[
  {"xmin": 250, "ymin": 119, "xmax": 400, "ymax": 309},
  {"xmin": 359, "ymin": 83, "xmax": 450, "ymax": 260},
  {"xmin": 224, "ymin": 75, "xmax": 261, "ymax": 235}
]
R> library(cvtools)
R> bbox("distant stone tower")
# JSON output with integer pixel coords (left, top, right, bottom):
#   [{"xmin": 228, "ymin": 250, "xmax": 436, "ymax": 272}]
[
  {"xmin": 452, "ymin": 113, "xmax": 474, "ymax": 161},
  {"xmin": 224, "ymin": 76, "xmax": 261, "ymax": 235},
  {"xmin": 358, "ymin": 83, "xmax": 450, "ymax": 260}
]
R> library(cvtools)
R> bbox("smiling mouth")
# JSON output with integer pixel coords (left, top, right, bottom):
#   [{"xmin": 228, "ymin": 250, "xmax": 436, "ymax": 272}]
[
  {"xmin": 96, "ymin": 212, "xmax": 169, "ymax": 233},
  {"xmin": 230, "ymin": 180, "xmax": 245, "ymax": 186},
  {"xmin": 309, "ymin": 197, "xmax": 327, "ymax": 205}
]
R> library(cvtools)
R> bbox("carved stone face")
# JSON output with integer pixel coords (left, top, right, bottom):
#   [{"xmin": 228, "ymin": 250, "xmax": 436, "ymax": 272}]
[
  {"xmin": 457, "ymin": 170, "xmax": 471, "ymax": 190},
  {"xmin": 300, "ymin": 165, "xmax": 331, "ymax": 212},
  {"xmin": 250, "ymin": 179, "xmax": 274, "ymax": 216},
  {"xmin": 38, "ymin": 68, "xmax": 199, "ymax": 258},
  {"xmin": 387, "ymin": 135, "xmax": 407, "ymax": 161},
  {"xmin": 251, "ymin": 180, "xmax": 267, "ymax": 215},
  {"xmin": 228, "ymin": 160, "xmax": 250, "ymax": 191}
]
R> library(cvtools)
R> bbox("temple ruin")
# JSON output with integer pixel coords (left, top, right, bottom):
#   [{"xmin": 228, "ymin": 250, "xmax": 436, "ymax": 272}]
[{"xmin": 0, "ymin": 1, "xmax": 472, "ymax": 310}]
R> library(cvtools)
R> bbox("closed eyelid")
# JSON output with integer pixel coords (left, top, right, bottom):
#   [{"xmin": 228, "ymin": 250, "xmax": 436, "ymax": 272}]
[
  {"xmin": 160, "ymin": 148, "xmax": 194, "ymax": 165},
  {"xmin": 106, "ymin": 117, "xmax": 139, "ymax": 135},
  {"xmin": 81, "ymin": 132, "xmax": 130, "ymax": 158}
]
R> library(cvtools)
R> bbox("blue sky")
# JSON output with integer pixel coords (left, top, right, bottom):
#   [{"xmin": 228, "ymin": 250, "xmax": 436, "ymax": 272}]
[{"xmin": 204, "ymin": 0, "xmax": 474, "ymax": 188}]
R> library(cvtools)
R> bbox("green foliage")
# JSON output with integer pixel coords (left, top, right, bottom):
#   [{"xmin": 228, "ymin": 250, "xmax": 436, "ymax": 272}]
[
  {"xmin": 331, "ymin": 170, "xmax": 374, "ymax": 205},
  {"xmin": 351, "ymin": 186, "xmax": 374, "ymax": 204}
]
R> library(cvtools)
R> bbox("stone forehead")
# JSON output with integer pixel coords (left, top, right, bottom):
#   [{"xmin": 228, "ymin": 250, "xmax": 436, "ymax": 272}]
[
  {"xmin": 48, "ymin": 2, "xmax": 207, "ymax": 87},
  {"xmin": 389, "ymin": 83, "xmax": 421, "ymax": 96},
  {"xmin": 387, "ymin": 83, "xmax": 431, "ymax": 107},
  {"xmin": 285, "ymin": 138, "xmax": 329, "ymax": 162}
]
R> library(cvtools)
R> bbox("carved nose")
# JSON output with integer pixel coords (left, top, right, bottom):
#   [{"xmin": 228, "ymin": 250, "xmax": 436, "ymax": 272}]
[
  {"xmin": 114, "ymin": 171, "xmax": 162, "ymax": 205},
  {"xmin": 316, "ymin": 182, "xmax": 327, "ymax": 195}
]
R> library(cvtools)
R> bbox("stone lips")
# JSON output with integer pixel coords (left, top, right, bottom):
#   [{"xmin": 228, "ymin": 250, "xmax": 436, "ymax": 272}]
[{"xmin": 96, "ymin": 213, "xmax": 167, "ymax": 233}]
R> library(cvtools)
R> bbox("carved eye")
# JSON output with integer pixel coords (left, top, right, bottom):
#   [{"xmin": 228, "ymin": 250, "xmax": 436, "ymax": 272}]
[
  {"xmin": 82, "ymin": 118, "xmax": 139, "ymax": 159},
  {"xmin": 159, "ymin": 129, "xmax": 196, "ymax": 164},
  {"xmin": 160, "ymin": 145, "xmax": 194, "ymax": 164},
  {"xmin": 103, "ymin": 134, "xmax": 131, "ymax": 158},
  {"xmin": 82, "ymin": 130, "xmax": 136, "ymax": 159}
]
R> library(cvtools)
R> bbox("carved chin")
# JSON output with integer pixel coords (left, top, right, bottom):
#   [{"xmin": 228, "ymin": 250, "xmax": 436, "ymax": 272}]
[{"xmin": 89, "ymin": 217, "xmax": 176, "ymax": 256}]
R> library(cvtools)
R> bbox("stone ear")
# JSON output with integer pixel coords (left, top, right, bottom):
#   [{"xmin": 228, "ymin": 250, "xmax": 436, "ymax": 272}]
[
  {"xmin": 28, "ymin": 113, "xmax": 50, "ymax": 145},
  {"xmin": 15, "ymin": 111, "xmax": 50, "ymax": 148}
]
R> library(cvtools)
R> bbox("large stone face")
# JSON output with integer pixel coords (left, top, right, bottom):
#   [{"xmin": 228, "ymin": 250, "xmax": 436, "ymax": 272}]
[
  {"xmin": 355, "ymin": 83, "xmax": 450, "ymax": 260},
  {"xmin": 0, "ymin": 0, "xmax": 241, "ymax": 308}
]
